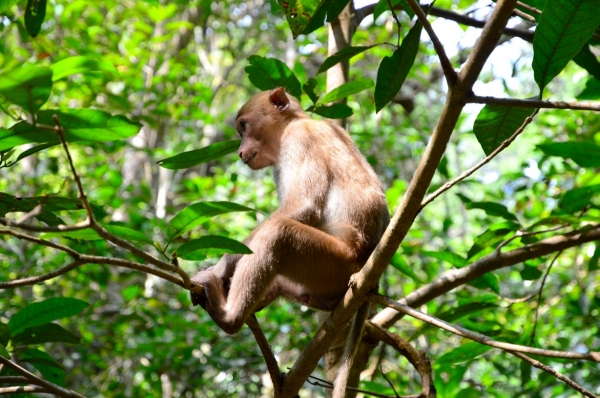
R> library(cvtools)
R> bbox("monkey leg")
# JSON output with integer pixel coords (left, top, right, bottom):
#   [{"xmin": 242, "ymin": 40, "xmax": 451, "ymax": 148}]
[{"xmin": 205, "ymin": 217, "xmax": 360, "ymax": 334}]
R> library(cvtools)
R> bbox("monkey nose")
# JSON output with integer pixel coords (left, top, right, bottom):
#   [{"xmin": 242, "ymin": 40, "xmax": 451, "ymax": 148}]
[{"xmin": 238, "ymin": 150, "xmax": 243, "ymax": 158}]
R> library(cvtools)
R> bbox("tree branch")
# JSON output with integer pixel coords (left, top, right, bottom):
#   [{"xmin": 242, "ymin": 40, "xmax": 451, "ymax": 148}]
[
  {"xmin": 467, "ymin": 96, "xmax": 600, "ymax": 111},
  {"xmin": 0, "ymin": 356, "xmax": 86, "ymax": 398},
  {"xmin": 0, "ymin": 385, "xmax": 51, "ymax": 394},
  {"xmin": 371, "ymin": 224, "xmax": 600, "ymax": 328},
  {"xmin": 246, "ymin": 315, "xmax": 281, "ymax": 396}
]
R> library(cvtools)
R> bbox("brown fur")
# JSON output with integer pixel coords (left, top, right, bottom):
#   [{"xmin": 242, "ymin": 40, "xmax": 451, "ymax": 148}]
[{"xmin": 190, "ymin": 88, "xmax": 389, "ymax": 334}]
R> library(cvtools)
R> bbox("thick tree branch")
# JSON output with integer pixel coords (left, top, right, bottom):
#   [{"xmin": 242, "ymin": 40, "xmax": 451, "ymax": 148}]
[
  {"xmin": 0, "ymin": 356, "xmax": 86, "ymax": 398},
  {"xmin": 467, "ymin": 96, "xmax": 600, "ymax": 111},
  {"xmin": 371, "ymin": 224, "xmax": 600, "ymax": 327},
  {"xmin": 282, "ymin": 1, "xmax": 518, "ymax": 395},
  {"xmin": 0, "ymin": 385, "xmax": 51, "ymax": 394}
]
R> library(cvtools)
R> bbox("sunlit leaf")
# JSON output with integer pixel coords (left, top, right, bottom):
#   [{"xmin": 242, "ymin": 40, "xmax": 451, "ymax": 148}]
[
  {"xmin": 411, "ymin": 302, "xmax": 498, "ymax": 340},
  {"xmin": 472, "ymin": 104, "xmax": 534, "ymax": 155},
  {"xmin": 465, "ymin": 201, "xmax": 519, "ymax": 222},
  {"xmin": 177, "ymin": 236, "xmax": 252, "ymax": 261},
  {"xmin": 279, "ymin": 0, "xmax": 327, "ymax": 38},
  {"xmin": 42, "ymin": 224, "xmax": 153, "ymax": 244},
  {"xmin": 390, "ymin": 252, "xmax": 422, "ymax": 282},
  {"xmin": 559, "ymin": 184, "xmax": 600, "ymax": 213},
  {"xmin": 303, "ymin": 78, "xmax": 319, "ymax": 103},
  {"xmin": 318, "ymin": 79, "xmax": 373, "ymax": 105},
  {"xmin": 1, "ymin": 109, "xmax": 141, "ymax": 151},
  {"xmin": 436, "ymin": 342, "xmax": 493, "ymax": 365},
  {"xmin": 245, "ymin": 55, "xmax": 302, "ymax": 99},
  {"xmin": 0, "ymin": 63, "xmax": 52, "ymax": 113},
  {"xmin": 51, "ymin": 56, "xmax": 119, "ymax": 81},
  {"xmin": 317, "ymin": 46, "xmax": 376, "ymax": 74},
  {"xmin": 0, "ymin": 0, "xmax": 19, "ymax": 14},
  {"xmin": 12, "ymin": 323, "xmax": 80, "ymax": 345},
  {"xmin": 422, "ymin": 250, "xmax": 467, "ymax": 267},
  {"xmin": 157, "ymin": 140, "xmax": 240, "ymax": 170},
  {"xmin": 538, "ymin": 141, "xmax": 600, "ymax": 168},
  {"xmin": 167, "ymin": 201, "xmax": 256, "ymax": 242},
  {"xmin": 8, "ymin": 297, "xmax": 88, "ymax": 335},
  {"xmin": 375, "ymin": 19, "xmax": 422, "ymax": 112},
  {"xmin": 532, "ymin": 0, "xmax": 600, "ymax": 92}
]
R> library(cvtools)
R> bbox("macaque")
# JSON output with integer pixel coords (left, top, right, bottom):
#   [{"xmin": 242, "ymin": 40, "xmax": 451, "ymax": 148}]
[{"xmin": 190, "ymin": 87, "xmax": 389, "ymax": 335}]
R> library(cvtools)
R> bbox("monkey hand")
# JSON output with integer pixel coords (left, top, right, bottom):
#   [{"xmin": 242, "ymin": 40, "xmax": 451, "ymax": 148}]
[{"xmin": 190, "ymin": 268, "xmax": 212, "ymax": 310}]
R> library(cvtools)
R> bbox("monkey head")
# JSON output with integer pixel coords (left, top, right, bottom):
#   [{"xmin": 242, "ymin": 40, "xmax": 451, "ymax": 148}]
[{"xmin": 235, "ymin": 87, "xmax": 304, "ymax": 170}]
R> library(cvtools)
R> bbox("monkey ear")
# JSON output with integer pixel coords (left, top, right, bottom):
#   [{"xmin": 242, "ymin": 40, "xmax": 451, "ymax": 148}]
[{"xmin": 269, "ymin": 88, "xmax": 290, "ymax": 111}]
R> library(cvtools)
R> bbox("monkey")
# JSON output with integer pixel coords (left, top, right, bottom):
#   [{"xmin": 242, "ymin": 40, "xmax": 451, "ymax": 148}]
[{"xmin": 190, "ymin": 87, "xmax": 390, "ymax": 336}]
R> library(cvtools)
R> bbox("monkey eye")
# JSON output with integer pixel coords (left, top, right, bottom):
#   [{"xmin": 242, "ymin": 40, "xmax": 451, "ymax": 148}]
[{"xmin": 240, "ymin": 121, "xmax": 247, "ymax": 131}]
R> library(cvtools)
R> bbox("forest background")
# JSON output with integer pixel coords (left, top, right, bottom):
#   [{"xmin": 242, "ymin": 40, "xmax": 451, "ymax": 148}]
[{"xmin": 1, "ymin": 0, "xmax": 600, "ymax": 397}]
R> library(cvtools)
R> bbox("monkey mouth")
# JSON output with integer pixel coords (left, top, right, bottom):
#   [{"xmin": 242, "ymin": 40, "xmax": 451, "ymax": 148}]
[{"xmin": 243, "ymin": 153, "xmax": 257, "ymax": 165}]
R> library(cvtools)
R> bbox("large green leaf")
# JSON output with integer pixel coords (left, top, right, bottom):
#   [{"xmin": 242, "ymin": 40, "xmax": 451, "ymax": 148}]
[
  {"xmin": 318, "ymin": 79, "xmax": 373, "ymax": 105},
  {"xmin": 24, "ymin": 0, "xmax": 46, "ymax": 37},
  {"xmin": 12, "ymin": 323, "xmax": 80, "ymax": 345},
  {"xmin": 0, "ymin": 0, "xmax": 20, "ymax": 13},
  {"xmin": 167, "ymin": 201, "xmax": 256, "ymax": 242},
  {"xmin": 465, "ymin": 201, "xmax": 519, "ymax": 222},
  {"xmin": 0, "ymin": 193, "xmax": 88, "ymax": 226},
  {"xmin": 0, "ymin": 109, "xmax": 141, "ymax": 151},
  {"xmin": 374, "ymin": 19, "xmax": 422, "ymax": 112},
  {"xmin": 390, "ymin": 252, "xmax": 422, "ymax": 282},
  {"xmin": 559, "ymin": 184, "xmax": 600, "ymax": 213},
  {"xmin": 317, "ymin": 46, "xmax": 376, "ymax": 74},
  {"xmin": 157, "ymin": 140, "xmax": 240, "ymax": 170},
  {"xmin": 279, "ymin": 0, "xmax": 327, "ymax": 38},
  {"xmin": 8, "ymin": 297, "xmax": 88, "ymax": 335},
  {"xmin": 177, "ymin": 235, "xmax": 252, "ymax": 260},
  {"xmin": 325, "ymin": 0, "xmax": 350, "ymax": 22},
  {"xmin": 50, "ymin": 56, "xmax": 119, "ymax": 81},
  {"xmin": 0, "ymin": 63, "xmax": 52, "ymax": 113},
  {"xmin": 436, "ymin": 342, "xmax": 493, "ymax": 365},
  {"xmin": 422, "ymin": 250, "xmax": 467, "ymax": 268},
  {"xmin": 532, "ymin": 0, "xmax": 600, "ymax": 92},
  {"xmin": 538, "ymin": 141, "xmax": 600, "ymax": 168},
  {"xmin": 373, "ymin": 0, "xmax": 414, "ymax": 20},
  {"xmin": 576, "ymin": 77, "xmax": 600, "ymax": 100},
  {"xmin": 20, "ymin": 348, "xmax": 65, "ymax": 386},
  {"xmin": 472, "ymin": 104, "xmax": 534, "ymax": 155},
  {"xmin": 573, "ymin": 44, "xmax": 600, "ymax": 81},
  {"xmin": 245, "ymin": 55, "xmax": 302, "ymax": 99},
  {"xmin": 309, "ymin": 103, "xmax": 353, "ymax": 118}
]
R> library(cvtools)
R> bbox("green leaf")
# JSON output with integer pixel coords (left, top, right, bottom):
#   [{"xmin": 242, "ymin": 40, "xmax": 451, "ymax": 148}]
[
  {"xmin": 390, "ymin": 252, "xmax": 422, "ymax": 282},
  {"xmin": 24, "ymin": 0, "xmax": 46, "ymax": 37},
  {"xmin": 157, "ymin": 140, "xmax": 240, "ymax": 170},
  {"xmin": 469, "ymin": 272, "xmax": 500, "ymax": 294},
  {"xmin": 538, "ymin": 141, "xmax": 600, "ymax": 168},
  {"xmin": 1, "ymin": 109, "xmax": 141, "ymax": 151},
  {"xmin": 122, "ymin": 285, "xmax": 142, "ymax": 301},
  {"xmin": 0, "ymin": 0, "xmax": 19, "ymax": 14},
  {"xmin": 520, "ymin": 263, "xmax": 543, "ymax": 280},
  {"xmin": 375, "ymin": 20, "xmax": 422, "ymax": 112},
  {"xmin": 42, "ymin": 224, "xmax": 153, "ymax": 244},
  {"xmin": 559, "ymin": 184, "xmax": 600, "ymax": 213},
  {"xmin": 573, "ymin": 44, "xmax": 600, "ymax": 81},
  {"xmin": 245, "ymin": 55, "xmax": 302, "ymax": 99},
  {"xmin": 532, "ymin": 0, "xmax": 600, "ymax": 92},
  {"xmin": 467, "ymin": 227, "xmax": 514, "ymax": 259},
  {"xmin": 300, "ymin": 0, "xmax": 327, "ymax": 35},
  {"xmin": 411, "ymin": 302, "xmax": 498, "ymax": 340},
  {"xmin": 589, "ymin": 243, "xmax": 600, "ymax": 272},
  {"xmin": 436, "ymin": 342, "xmax": 493, "ymax": 365},
  {"xmin": 310, "ymin": 103, "xmax": 353, "ymax": 119},
  {"xmin": 0, "ymin": 193, "xmax": 88, "ymax": 226},
  {"xmin": 465, "ymin": 201, "xmax": 519, "ymax": 222},
  {"xmin": 373, "ymin": 0, "xmax": 415, "ymax": 20},
  {"xmin": 167, "ymin": 201, "xmax": 256, "ymax": 242},
  {"xmin": 576, "ymin": 77, "xmax": 600, "ymax": 100},
  {"xmin": 8, "ymin": 297, "xmax": 88, "ymax": 335},
  {"xmin": 0, "ymin": 323, "xmax": 9, "ymax": 347},
  {"xmin": 15, "ymin": 142, "xmax": 56, "ymax": 163},
  {"xmin": 317, "ymin": 46, "xmax": 376, "ymax": 74},
  {"xmin": 177, "ymin": 236, "xmax": 252, "ymax": 261},
  {"xmin": 318, "ymin": 79, "xmax": 373, "ymax": 105},
  {"xmin": 0, "ymin": 343, "xmax": 8, "ymax": 358},
  {"xmin": 303, "ymin": 78, "xmax": 319, "ymax": 103},
  {"xmin": 0, "ymin": 63, "xmax": 52, "ymax": 113},
  {"xmin": 472, "ymin": 104, "xmax": 534, "ymax": 155},
  {"xmin": 421, "ymin": 250, "xmax": 467, "ymax": 267},
  {"xmin": 12, "ymin": 323, "xmax": 80, "ymax": 345},
  {"xmin": 20, "ymin": 348, "xmax": 65, "ymax": 386},
  {"xmin": 279, "ymin": 0, "xmax": 327, "ymax": 38},
  {"xmin": 50, "ymin": 56, "xmax": 119, "ymax": 81}
]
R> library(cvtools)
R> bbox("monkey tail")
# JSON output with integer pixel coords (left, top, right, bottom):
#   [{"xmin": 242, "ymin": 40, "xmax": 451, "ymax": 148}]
[{"xmin": 332, "ymin": 301, "xmax": 371, "ymax": 398}]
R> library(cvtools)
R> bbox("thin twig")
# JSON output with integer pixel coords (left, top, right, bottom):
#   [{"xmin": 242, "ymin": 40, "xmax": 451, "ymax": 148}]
[
  {"xmin": 516, "ymin": 1, "xmax": 540, "ymax": 14},
  {"xmin": 512, "ymin": 8, "xmax": 536, "ymax": 23},
  {"xmin": 494, "ymin": 224, "xmax": 569, "ymax": 254},
  {"xmin": 0, "ymin": 217, "xmax": 91, "ymax": 232},
  {"xmin": 386, "ymin": 0, "xmax": 403, "ymax": 46},
  {"xmin": 0, "ymin": 356, "xmax": 86, "ymax": 398},
  {"xmin": 306, "ymin": 376, "xmax": 408, "ymax": 398},
  {"xmin": 467, "ymin": 96, "xmax": 600, "ymax": 111},
  {"xmin": 0, "ymin": 229, "xmax": 184, "ymax": 288},
  {"xmin": 379, "ymin": 365, "xmax": 401, "ymax": 398},
  {"xmin": 0, "ymin": 386, "xmax": 51, "ymax": 394},
  {"xmin": 370, "ymin": 294, "xmax": 600, "ymax": 362},
  {"xmin": 0, "ymin": 376, "xmax": 30, "ymax": 383},
  {"xmin": 421, "ymin": 109, "xmax": 538, "ymax": 210},
  {"xmin": 529, "ymin": 251, "xmax": 562, "ymax": 346},
  {"xmin": 403, "ymin": 0, "xmax": 457, "ymax": 84},
  {"xmin": 246, "ymin": 315, "xmax": 281, "ymax": 396},
  {"xmin": 508, "ymin": 351, "xmax": 600, "ymax": 398}
]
